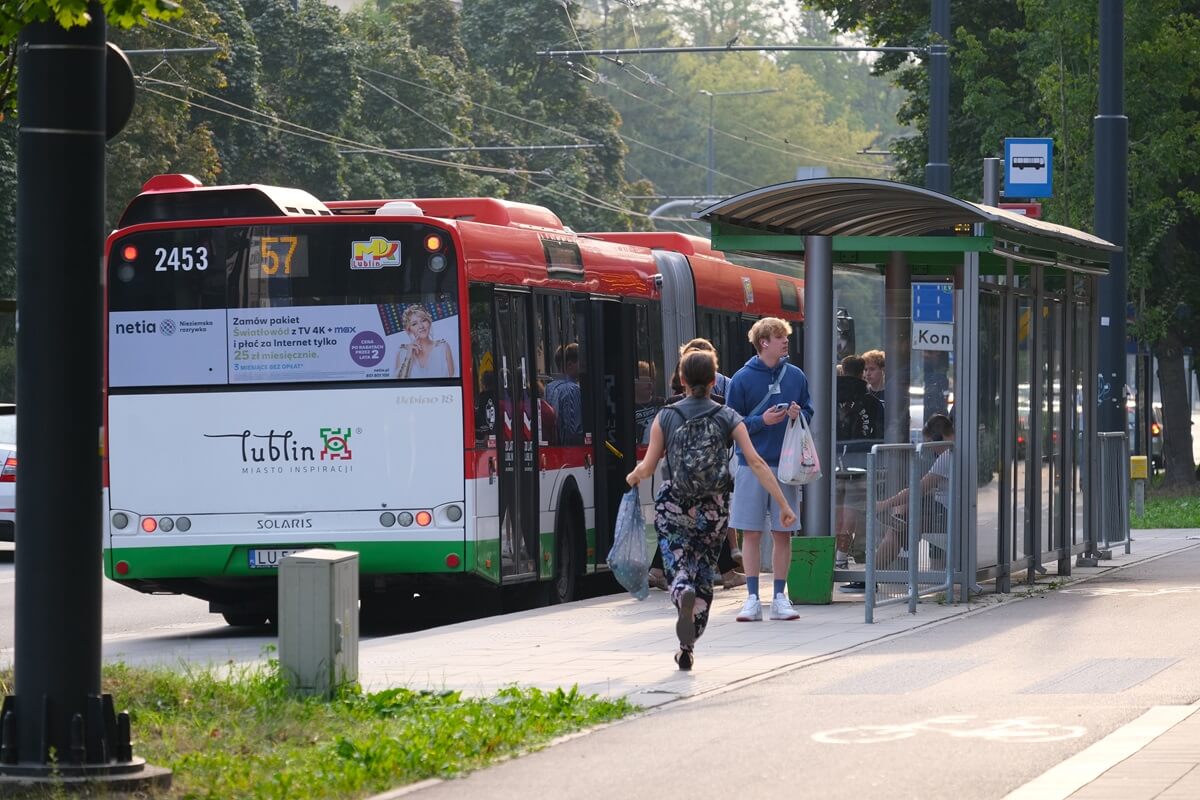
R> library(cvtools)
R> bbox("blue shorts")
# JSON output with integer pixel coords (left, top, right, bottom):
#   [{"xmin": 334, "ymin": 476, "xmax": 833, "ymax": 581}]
[{"xmin": 728, "ymin": 463, "xmax": 802, "ymax": 532}]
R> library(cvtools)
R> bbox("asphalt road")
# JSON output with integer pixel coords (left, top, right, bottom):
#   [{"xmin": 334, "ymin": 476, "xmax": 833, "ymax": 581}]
[{"xmin": 410, "ymin": 546, "xmax": 1200, "ymax": 800}]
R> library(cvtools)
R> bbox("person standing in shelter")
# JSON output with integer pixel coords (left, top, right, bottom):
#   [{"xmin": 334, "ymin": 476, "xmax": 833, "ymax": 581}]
[
  {"xmin": 726, "ymin": 317, "xmax": 813, "ymax": 622},
  {"xmin": 626, "ymin": 350, "xmax": 796, "ymax": 670},
  {"xmin": 862, "ymin": 349, "xmax": 886, "ymax": 405},
  {"xmin": 834, "ymin": 355, "xmax": 883, "ymax": 577}
]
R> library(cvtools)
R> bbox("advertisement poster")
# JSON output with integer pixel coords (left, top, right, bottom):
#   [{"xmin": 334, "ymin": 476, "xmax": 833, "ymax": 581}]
[
  {"xmin": 229, "ymin": 301, "xmax": 460, "ymax": 384},
  {"xmin": 109, "ymin": 309, "xmax": 228, "ymax": 387},
  {"xmin": 107, "ymin": 386, "xmax": 464, "ymax": 514}
]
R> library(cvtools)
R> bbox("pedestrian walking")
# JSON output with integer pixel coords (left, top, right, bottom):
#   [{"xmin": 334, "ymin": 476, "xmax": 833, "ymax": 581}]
[
  {"xmin": 626, "ymin": 349, "xmax": 796, "ymax": 670},
  {"xmin": 726, "ymin": 317, "xmax": 813, "ymax": 622}
]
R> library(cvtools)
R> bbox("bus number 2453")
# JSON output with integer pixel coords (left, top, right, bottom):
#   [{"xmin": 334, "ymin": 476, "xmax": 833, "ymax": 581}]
[{"xmin": 154, "ymin": 246, "xmax": 209, "ymax": 272}]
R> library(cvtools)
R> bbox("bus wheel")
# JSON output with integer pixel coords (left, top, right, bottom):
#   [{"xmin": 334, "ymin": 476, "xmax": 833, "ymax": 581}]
[
  {"xmin": 222, "ymin": 611, "xmax": 269, "ymax": 627},
  {"xmin": 550, "ymin": 501, "xmax": 580, "ymax": 605}
]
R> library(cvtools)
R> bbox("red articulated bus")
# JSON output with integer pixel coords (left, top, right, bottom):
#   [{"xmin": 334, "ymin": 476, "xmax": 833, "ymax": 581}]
[{"xmin": 102, "ymin": 174, "xmax": 805, "ymax": 625}]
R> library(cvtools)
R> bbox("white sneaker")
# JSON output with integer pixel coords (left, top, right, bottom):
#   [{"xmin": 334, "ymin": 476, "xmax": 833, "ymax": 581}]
[
  {"xmin": 735, "ymin": 595, "xmax": 762, "ymax": 622},
  {"xmin": 769, "ymin": 593, "xmax": 800, "ymax": 620}
]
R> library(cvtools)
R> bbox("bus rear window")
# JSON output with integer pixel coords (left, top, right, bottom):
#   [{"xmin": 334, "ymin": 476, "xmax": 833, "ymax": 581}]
[{"xmin": 108, "ymin": 223, "xmax": 460, "ymax": 388}]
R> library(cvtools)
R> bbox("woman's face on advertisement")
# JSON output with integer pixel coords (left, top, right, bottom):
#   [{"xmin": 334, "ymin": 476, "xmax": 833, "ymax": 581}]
[{"xmin": 407, "ymin": 314, "xmax": 431, "ymax": 339}]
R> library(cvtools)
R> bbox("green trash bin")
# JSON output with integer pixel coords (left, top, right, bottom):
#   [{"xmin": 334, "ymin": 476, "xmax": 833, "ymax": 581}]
[{"xmin": 788, "ymin": 535, "xmax": 835, "ymax": 605}]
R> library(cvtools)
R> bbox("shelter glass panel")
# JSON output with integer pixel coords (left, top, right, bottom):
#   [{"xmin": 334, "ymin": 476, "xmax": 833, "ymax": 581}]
[
  {"xmin": 976, "ymin": 289, "xmax": 1004, "ymax": 569},
  {"xmin": 1011, "ymin": 295, "xmax": 1034, "ymax": 565},
  {"xmin": 1072, "ymin": 301, "xmax": 1088, "ymax": 543},
  {"xmin": 1040, "ymin": 300, "xmax": 1064, "ymax": 554}
]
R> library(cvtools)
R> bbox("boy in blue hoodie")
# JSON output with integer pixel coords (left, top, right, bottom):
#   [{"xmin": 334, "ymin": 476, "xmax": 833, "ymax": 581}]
[{"xmin": 726, "ymin": 317, "xmax": 814, "ymax": 622}]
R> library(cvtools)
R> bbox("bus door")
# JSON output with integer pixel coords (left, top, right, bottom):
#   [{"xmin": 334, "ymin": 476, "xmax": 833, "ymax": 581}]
[
  {"xmin": 495, "ymin": 291, "xmax": 538, "ymax": 580},
  {"xmin": 589, "ymin": 298, "xmax": 636, "ymax": 567}
]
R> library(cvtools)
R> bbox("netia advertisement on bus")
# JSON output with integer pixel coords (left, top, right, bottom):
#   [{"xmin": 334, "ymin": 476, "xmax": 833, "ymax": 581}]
[
  {"xmin": 106, "ymin": 387, "xmax": 464, "ymax": 514},
  {"xmin": 109, "ymin": 301, "xmax": 461, "ymax": 387}
]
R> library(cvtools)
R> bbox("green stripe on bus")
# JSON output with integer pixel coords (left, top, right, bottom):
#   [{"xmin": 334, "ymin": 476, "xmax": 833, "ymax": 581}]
[{"xmin": 104, "ymin": 540, "xmax": 470, "ymax": 580}]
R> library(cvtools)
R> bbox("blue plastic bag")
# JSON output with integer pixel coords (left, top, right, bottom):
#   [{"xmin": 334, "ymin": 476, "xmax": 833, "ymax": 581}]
[{"xmin": 607, "ymin": 488, "xmax": 650, "ymax": 600}]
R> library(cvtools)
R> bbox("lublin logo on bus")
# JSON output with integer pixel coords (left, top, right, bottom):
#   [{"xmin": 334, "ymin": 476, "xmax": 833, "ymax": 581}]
[
  {"xmin": 350, "ymin": 237, "xmax": 402, "ymax": 270},
  {"xmin": 203, "ymin": 427, "xmax": 355, "ymax": 473}
]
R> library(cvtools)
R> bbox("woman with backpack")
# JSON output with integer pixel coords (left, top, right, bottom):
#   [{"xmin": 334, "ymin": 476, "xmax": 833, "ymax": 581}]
[{"xmin": 626, "ymin": 349, "xmax": 797, "ymax": 671}]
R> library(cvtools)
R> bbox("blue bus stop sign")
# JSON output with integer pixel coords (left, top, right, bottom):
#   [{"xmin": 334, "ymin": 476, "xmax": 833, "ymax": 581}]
[
  {"xmin": 912, "ymin": 283, "xmax": 953, "ymax": 323},
  {"xmin": 1004, "ymin": 137, "xmax": 1053, "ymax": 198}
]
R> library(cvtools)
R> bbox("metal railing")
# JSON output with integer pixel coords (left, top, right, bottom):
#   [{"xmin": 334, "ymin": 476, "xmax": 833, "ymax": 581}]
[
  {"xmin": 863, "ymin": 441, "xmax": 956, "ymax": 623},
  {"xmin": 1093, "ymin": 431, "xmax": 1131, "ymax": 556}
]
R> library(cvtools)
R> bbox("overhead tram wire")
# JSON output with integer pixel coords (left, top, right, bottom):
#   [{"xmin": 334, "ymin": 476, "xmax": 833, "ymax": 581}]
[
  {"xmin": 138, "ymin": 78, "xmax": 657, "ymax": 221},
  {"xmin": 360, "ymin": 78, "xmax": 469, "ymax": 145},
  {"xmin": 595, "ymin": 76, "xmax": 893, "ymax": 172},
  {"xmin": 137, "ymin": 81, "xmax": 548, "ymax": 178},
  {"xmin": 358, "ymin": 64, "xmax": 760, "ymax": 190}
]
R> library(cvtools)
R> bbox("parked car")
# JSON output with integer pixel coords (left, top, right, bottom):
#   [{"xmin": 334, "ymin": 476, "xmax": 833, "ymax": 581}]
[{"xmin": 0, "ymin": 404, "xmax": 13, "ymax": 542}]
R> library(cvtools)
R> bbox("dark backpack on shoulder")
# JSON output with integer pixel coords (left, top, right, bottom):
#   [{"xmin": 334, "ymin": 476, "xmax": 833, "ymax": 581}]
[{"xmin": 664, "ymin": 404, "xmax": 732, "ymax": 500}]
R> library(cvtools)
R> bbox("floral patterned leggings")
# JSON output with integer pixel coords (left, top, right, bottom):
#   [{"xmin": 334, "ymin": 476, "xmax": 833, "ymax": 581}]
[{"xmin": 654, "ymin": 482, "xmax": 730, "ymax": 647}]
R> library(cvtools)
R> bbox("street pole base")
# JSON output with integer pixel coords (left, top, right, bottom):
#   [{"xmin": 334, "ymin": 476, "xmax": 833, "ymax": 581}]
[{"xmin": 0, "ymin": 759, "xmax": 172, "ymax": 795}]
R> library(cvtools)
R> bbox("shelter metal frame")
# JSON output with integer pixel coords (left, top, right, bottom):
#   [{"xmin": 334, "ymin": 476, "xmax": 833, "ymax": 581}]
[{"xmin": 696, "ymin": 179, "xmax": 1119, "ymax": 602}]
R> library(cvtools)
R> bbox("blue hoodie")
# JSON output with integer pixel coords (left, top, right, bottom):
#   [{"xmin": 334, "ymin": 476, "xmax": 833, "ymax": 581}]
[{"xmin": 727, "ymin": 355, "xmax": 814, "ymax": 466}]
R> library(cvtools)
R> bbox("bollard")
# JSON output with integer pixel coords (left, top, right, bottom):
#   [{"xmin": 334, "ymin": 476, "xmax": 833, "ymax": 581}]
[{"xmin": 1130, "ymin": 455, "xmax": 1148, "ymax": 518}]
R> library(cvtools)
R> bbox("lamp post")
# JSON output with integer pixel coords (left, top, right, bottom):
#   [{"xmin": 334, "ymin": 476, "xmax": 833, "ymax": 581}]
[{"xmin": 697, "ymin": 87, "xmax": 780, "ymax": 197}]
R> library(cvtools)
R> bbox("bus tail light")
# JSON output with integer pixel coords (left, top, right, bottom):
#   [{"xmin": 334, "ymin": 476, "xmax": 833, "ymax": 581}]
[
  {"xmin": 115, "ymin": 561, "xmax": 130, "ymax": 576},
  {"xmin": 159, "ymin": 517, "xmax": 175, "ymax": 532},
  {"xmin": 397, "ymin": 512, "xmax": 414, "ymax": 527},
  {"xmin": 112, "ymin": 512, "xmax": 129, "ymax": 529},
  {"xmin": 380, "ymin": 512, "xmax": 396, "ymax": 527},
  {"xmin": 423, "ymin": 234, "xmax": 442, "ymax": 252},
  {"xmin": 141, "ymin": 517, "xmax": 157, "ymax": 533},
  {"xmin": 0, "ymin": 456, "xmax": 16, "ymax": 482},
  {"xmin": 415, "ymin": 511, "xmax": 432, "ymax": 527},
  {"xmin": 445, "ymin": 553, "xmax": 460, "ymax": 568}
]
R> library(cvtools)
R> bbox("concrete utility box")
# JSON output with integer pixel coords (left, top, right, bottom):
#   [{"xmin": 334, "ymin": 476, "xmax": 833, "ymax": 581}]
[{"xmin": 278, "ymin": 549, "xmax": 359, "ymax": 698}]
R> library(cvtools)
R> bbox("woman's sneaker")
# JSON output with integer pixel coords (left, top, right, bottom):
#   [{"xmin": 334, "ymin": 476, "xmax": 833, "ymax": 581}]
[
  {"xmin": 674, "ymin": 648, "xmax": 694, "ymax": 671},
  {"xmin": 769, "ymin": 593, "xmax": 800, "ymax": 620},
  {"xmin": 735, "ymin": 594, "xmax": 762, "ymax": 621}
]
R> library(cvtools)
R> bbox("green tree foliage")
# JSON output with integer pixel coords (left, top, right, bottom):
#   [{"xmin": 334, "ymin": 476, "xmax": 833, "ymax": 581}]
[
  {"xmin": 0, "ymin": 0, "xmax": 184, "ymax": 110},
  {"xmin": 810, "ymin": 0, "xmax": 1200, "ymax": 484},
  {"xmin": 576, "ymin": 0, "xmax": 905, "ymax": 209}
]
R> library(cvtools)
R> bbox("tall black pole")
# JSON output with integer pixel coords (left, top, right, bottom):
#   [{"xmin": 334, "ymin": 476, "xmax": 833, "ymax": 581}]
[
  {"xmin": 0, "ymin": 4, "xmax": 167, "ymax": 789},
  {"xmin": 926, "ymin": 0, "xmax": 951, "ymax": 193},
  {"xmin": 706, "ymin": 92, "xmax": 715, "ymax": 197},
  {"xmin": 1095, "ymin": 0, "xmax": 1128, "ymax": 433}
]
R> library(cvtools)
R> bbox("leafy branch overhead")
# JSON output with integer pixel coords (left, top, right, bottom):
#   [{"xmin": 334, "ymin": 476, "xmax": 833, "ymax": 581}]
[
  {"xmin": 0, "ymin": 1, "xmax": 183, "ymax": 111},
  {"xmin": 0, "ymin": 0, "xmax": 182, "ymax": 43}
]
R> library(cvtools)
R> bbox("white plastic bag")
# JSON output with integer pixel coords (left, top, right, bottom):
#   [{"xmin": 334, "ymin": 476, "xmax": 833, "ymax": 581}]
[
  {"xmin": 607, "ymin": 488, "xmax": 650, "ymax": 600},
  {"xmin": 777, "ymin": 414, "xmax": 822, "ymax": 485}
]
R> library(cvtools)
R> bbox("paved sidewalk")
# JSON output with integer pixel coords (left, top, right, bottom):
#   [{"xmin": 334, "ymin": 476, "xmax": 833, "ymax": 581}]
[
  {"xmin": 1006, "ymin": 701, "xmax": 1200, "ymax": 799},
  {"xmin": 100, "ymin": 529, "xmax": 1199, "ymax": 713}
]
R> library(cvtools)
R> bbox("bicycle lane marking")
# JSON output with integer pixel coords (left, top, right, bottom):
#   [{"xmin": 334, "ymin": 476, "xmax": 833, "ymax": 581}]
[
  {"xmin": 812, "ymin": 715, "xmax": 1087, "ymax": 745},
  {"xmin": 1001, "ymin": 703, "xmax": 1200, "ymax": 800}
]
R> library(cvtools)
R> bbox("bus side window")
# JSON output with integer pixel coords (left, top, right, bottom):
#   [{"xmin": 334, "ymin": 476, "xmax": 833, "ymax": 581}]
[
  {"xmin": 469, "ymin": 285, "xmax": 497, "ymax": 449},
  {"xmin": 544, "ymin": 295, "xmax": 584, "ymax": 446},
  {"xmin": 633, "ymin": 303, "xmax": 664, "ymax": 444},
  {"xmin": 533, "ymin": 294, "xmax": 558, "ymax": 446},
  {"xmin": 569, "ymin": 297, "xmax": 591, "ymax": 444}
]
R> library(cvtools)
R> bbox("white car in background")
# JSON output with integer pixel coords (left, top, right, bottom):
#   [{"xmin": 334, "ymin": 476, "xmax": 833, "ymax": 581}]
[{"xmin": 0, "ymin": 404, "xmax": 13, "ymax": 542}]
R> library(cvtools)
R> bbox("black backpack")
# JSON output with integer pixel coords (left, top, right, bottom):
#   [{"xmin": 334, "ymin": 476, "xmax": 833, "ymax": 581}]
[{"xmin": 664, "ymin": 405, "xmax": 732, "ymax": 499}]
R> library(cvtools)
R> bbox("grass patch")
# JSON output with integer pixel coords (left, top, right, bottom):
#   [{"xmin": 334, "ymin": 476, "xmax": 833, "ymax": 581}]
[
  {"xmin": 0, "ymin": 662, "xmax": 636, "ymax": 799},
  {"xmin": 1130, "ymin": 493, "xmax": 1200, "ymax": 528}
]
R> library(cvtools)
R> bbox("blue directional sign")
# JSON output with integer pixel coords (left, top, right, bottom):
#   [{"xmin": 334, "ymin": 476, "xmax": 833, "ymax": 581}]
[
  {"xmin": 1004, "ymin": 137, "xmax": 1053, "ymax": 198},
  {"xmin": 912, "ymin": 283, "xmax": 954, "ymax": 323}
]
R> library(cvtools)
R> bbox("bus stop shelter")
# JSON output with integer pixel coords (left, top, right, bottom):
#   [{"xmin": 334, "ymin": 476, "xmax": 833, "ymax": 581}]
[{"xmin": 696, "ymin": 178, "xmax": 1121, "ymax": 600}]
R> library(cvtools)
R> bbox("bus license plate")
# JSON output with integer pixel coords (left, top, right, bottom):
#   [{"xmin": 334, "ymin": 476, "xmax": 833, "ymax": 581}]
[{"xmin": 248, "ymin": 548, "xmax": 304, "ymax": 569}]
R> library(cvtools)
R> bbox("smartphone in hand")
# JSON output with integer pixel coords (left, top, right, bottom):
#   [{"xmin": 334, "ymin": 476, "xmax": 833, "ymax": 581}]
[{"xmin": 771, "ymin": 403, "xmax": 789, "ymax": 412}]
